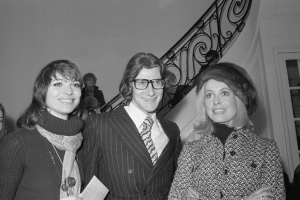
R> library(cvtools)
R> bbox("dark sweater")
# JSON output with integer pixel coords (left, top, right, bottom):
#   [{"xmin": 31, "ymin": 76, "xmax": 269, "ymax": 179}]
[
  {"xmin": 0, "ymin": 111, "xmax": 83, "ymax": 200},
  {"xmin": 212, "ymin": 123, "xmax": 234, "ymax": 145}
]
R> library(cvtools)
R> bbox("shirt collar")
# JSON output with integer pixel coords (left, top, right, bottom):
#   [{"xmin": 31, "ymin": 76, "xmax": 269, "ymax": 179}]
[{"xmin": 125, "ymin": 102, "xmax": 157, "ymax": 129}]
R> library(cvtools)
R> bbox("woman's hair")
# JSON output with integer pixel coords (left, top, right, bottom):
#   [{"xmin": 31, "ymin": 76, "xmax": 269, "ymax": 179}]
[
  {"xmin": 0, "ymin": 103, "xmax": 7, "ymax": 142},
  {"xmin": 193, "ymin": 81, "xmax": 254, "ymax": 134},
  {"xmin": 83, "ymin": 73, "xmax": 97, "ymax": 85},
  {"xmin": 16, "ymin": 60, "xmax": 83, "ymax": 130},
  {"xmin": 119, "ymin": 52, "xmax": 176, "ymax": 102}
]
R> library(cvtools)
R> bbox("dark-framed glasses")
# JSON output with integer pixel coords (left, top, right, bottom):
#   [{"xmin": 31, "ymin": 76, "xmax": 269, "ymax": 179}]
[{"xmin": 132, "ymin": 79, "xmax": 165, "ymax": 90}]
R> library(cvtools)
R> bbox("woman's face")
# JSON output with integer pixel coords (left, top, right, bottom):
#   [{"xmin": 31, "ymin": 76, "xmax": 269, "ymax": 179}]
[
  {"xmin": 204, "ymin": 79, "xmax": 238, "ymax": 124},
  {"xmin": 45, "ymin": 73, "xmax": 81, "ymax": 120},
  {"xmin": 0, "ymin": 110, "xmax": 3, "ymax": 132}
]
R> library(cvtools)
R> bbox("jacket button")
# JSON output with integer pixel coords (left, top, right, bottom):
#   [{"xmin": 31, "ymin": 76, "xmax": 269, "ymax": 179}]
[
  {"xmin": 224, "ymin": 169, "xmax": 228, "ymax": 175},
  {"xmin": 143, "ymin": 190, "xmax": 147, "ymax": 195},
  {"xmin": 251, "ymin": 162, "xmax": 257, "ymax": 168},
  {"xmin": 230, "ymin": 151, "xmax": 236, "ymax": 156},
  {"xmin": 128, "ymin": 169, "xmax": 133, "ymax": 173},
  {"xmin": 220, "ymin": 191, "xmax": 224, "ymax": 198},
  {"xmin": 233, "ymin": 134, "xmax": 238, "ymax": 139}
]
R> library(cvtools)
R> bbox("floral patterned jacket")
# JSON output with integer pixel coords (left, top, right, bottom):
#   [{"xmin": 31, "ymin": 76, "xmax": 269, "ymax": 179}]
[{"xmin": 168, "ymin": 129, "xmax": 285, "ymax": 200}]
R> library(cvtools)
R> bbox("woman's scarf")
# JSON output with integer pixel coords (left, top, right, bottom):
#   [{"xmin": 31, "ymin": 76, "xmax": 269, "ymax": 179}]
[{"xmin": 36, "ymin": 125, "xmax": 83, "ymax": 199}]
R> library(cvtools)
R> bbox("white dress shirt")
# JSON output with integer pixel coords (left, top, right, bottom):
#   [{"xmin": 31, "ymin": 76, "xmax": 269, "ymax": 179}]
[{"xmin": 124, "ymin": 102, "xmax": 169, "ymax": 157}]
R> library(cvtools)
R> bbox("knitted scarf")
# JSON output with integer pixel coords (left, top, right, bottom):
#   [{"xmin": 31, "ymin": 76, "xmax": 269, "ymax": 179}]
[{"xmin": 36, "ymin": 111, "xmax": 83, "ymax": 199}]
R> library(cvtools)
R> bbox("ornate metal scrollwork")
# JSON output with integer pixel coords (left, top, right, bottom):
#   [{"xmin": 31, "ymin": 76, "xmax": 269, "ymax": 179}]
[{"xmin": 101, "ymin": 0, "xmax": 252, "ymax": 117}]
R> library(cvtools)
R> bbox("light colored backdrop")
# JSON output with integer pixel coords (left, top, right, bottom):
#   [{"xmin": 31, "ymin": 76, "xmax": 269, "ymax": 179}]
[{"xmin": 0, "ymin": 0, "xmax": 210, "ymax": 132}]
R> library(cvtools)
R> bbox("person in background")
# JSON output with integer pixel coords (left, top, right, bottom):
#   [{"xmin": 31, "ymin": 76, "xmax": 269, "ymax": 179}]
[
  {"xmin": 0, "ymin": 60, "xmax": 84, "ymax": 200},
  {"xmin": 193, "ymin": 50, "xmax": 220, "ymax": 88},
  {"xmin": 81, "ymin": 73, "xmax": 106, "ymax": 111},
  {"xmin": 168, "ymin": 62, "xmax": 285, "ymax": 200},
  {"xmin": 291, "ymin": 164, "xmax": 300, "ymax": 200},
  {"xmin": 80, "ymin": 52, "xmax": 182, "ymax": 199},
  {"xmin": 0, "ymin": 103, "xmax": 7, "ymax": 143},
  {"xmin": 199, "ymin": 50, "xmax": 220, "ymax": 73}
]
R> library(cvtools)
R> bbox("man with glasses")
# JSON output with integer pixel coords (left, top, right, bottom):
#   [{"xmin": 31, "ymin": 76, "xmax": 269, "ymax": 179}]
[{"xmin": 80, "ymin": 52, "xmax": 182, "ymax": 199}]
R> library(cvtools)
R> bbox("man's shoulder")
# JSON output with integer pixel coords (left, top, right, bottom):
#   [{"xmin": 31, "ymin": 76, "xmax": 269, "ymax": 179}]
[
  {"xmin": 89, "ymin": 106, "xmax": 126, "ymax": 120},
  {"xmin": 158, "ymin": 118, "xmax": 180, "ymax": 136},
  {"xmin": 159, "ymin": 117, "xmax": 178, "ymax": 126},
  {"xmin": 94, "ymin": 86, "xmax": 103, "ymax": 92}
]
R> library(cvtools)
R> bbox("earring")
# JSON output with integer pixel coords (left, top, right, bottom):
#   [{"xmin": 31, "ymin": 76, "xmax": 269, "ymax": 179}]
[{"xmin": 47, "ymin": 107, "xmax": 51, "ymax": 113}]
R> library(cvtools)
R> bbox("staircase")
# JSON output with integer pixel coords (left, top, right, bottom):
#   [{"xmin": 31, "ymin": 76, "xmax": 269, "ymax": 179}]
[{"xmin": 100, "ymin": 0, "xmax": 252, "ymax": 141}]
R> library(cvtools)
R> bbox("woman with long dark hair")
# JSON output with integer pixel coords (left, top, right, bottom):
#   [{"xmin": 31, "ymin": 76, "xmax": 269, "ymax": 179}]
[
  {"xmin": 0, "ymin": 103, "xmax": 7, "ymax": 143},
  {"xmin": 0, "ymin": 60, "xmax": 84, "ymax": 200}
]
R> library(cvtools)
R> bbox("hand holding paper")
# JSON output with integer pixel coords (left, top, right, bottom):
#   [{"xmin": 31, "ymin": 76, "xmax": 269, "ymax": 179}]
[{"xmin": 79, "ymin": 176, "xmax": 109, "ymax": 200}]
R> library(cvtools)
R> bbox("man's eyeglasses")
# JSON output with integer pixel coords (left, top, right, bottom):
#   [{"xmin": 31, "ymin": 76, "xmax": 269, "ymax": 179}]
[{"xmin": 132, "ymin": 79, "xmax": 165, "ymax": 90}]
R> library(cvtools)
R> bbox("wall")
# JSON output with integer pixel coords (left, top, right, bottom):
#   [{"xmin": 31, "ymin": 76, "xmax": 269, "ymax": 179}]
[{"xmin": 0, "ymin": 0, "xmax": 211, "ymax": 132}]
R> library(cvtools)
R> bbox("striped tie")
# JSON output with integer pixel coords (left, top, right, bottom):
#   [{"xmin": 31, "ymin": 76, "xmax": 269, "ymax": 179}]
[{"xmin": 140, "ymin": 116, "xmax": 158, "ymax": 165}]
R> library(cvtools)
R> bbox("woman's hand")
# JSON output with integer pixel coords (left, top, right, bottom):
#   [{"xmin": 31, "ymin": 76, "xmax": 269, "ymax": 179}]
[
  {"xmin": 244, "ymin": 186, "xmax": 275, "ymax": 200},
  {"xmin": 187, "ymin": 187, "xmax": 200, "ymax": 199},
  {"xmin": 61, "ymin": 196, "xmax": 83, "ymax": 200}
]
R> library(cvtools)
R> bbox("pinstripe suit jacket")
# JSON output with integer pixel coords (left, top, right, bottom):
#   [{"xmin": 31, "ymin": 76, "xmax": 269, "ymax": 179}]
[{"xmin": 80, "ymin": 106, "xmax": 182, "ymax": 200}]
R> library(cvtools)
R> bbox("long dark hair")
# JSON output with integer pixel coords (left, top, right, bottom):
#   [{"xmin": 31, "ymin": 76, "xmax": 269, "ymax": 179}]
[
  {"xmin": 17, "ymin": 60, "xmax": 83, "ymax": 130},
  {"xmin": 0, "ymin": 103, "xmax": 7, "ymax": 142}
]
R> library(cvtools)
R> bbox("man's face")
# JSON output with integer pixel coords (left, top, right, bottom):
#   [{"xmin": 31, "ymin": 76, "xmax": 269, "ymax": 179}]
[
  {"xmin": 131, "ymin": 67, "xmax": 163, "ymax": 115},
  {"xmin": 86, "ymin": 77, "xmax": 96, "ymax": 87}
]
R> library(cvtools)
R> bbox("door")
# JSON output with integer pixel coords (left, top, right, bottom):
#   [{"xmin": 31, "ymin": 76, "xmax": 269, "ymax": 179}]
[{"xmin": 278, "ymin": 52, "xmax": 300, "ymax": 180}]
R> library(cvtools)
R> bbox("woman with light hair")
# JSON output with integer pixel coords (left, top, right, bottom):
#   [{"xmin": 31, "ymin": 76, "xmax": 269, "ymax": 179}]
[{"xmin": 168, "ymin": 62, "xmax": 285, "ymax": 200}]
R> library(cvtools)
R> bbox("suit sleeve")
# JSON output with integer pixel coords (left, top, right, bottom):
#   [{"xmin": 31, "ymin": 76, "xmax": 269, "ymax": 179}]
[
  {"xmin": 174, "ymin": 125, "xmax": 182, "ymax": 170},
  {"xmin": 80, "ymin": 114, "xmax": 102, "ymax": 188}
]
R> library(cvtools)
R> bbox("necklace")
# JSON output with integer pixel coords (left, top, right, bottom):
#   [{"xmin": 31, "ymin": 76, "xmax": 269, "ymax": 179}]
[
  {"xmin": 43, "ymin": 137, "xmax": 76, "ymax": 195},
  {"xmin": 52, "ymin": 144, "xmax": 63, "ymax": 164},
  {"xmin": 43, "ymin": 137, "xmax": 62, "ymax": 179}
]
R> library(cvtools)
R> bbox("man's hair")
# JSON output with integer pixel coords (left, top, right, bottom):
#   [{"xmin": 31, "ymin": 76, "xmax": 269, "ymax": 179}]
[
  {"xmin": 119, "ymin": 52, "xmax": 176, "ymax": 102},
  {"xmin": 83, "ymin": 73, "xmax": 97, "ymax": 85}
]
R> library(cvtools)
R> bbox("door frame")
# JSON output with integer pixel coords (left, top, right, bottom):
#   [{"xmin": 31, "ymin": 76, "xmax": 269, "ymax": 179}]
[
  {"xmin": 277, "ymin": 53, "xmax": 300, "ymax": 178},
  {"xmin": 260, "ymin": 19, "xmax": 300, "ymax": 179}
]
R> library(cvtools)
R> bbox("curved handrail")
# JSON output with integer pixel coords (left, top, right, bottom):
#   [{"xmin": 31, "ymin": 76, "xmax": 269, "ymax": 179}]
[{"xmin": 100, "ymin": 0, "xmax": 252, "ymax": 116}]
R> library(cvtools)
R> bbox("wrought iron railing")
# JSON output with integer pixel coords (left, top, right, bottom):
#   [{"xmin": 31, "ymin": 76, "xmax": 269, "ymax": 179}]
[{"xmin": 100, "ymin": 0, "xmax": 252, "ymax": 117}]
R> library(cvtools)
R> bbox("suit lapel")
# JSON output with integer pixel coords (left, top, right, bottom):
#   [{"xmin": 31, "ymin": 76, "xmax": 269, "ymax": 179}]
[{"xmin": 109, "ymin": 107, "xmax": 153, "ymax": 171}]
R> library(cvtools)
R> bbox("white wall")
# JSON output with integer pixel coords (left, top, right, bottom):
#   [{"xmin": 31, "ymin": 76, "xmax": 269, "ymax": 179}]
[{"xmin": 0, "ymin": 0, "xmax": 212, "ymax": 132}]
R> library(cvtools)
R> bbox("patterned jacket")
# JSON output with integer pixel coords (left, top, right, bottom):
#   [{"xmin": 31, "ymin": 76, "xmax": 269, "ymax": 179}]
[{"xmin": 168, "ymin": 129, "xmax": 285, "ymax": 200}]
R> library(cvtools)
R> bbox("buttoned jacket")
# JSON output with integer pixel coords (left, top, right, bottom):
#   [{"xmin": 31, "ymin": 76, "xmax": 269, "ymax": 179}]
[
  {"xmin": 168, "ymin": 129, "xmax": 285, "ymax": 200},
  {"xmin": 80, "ymin": 106, "xmax": 182, "ymax": 200}
]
